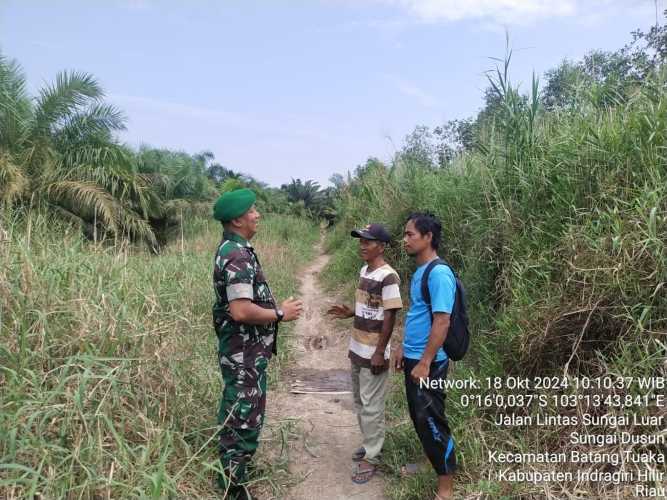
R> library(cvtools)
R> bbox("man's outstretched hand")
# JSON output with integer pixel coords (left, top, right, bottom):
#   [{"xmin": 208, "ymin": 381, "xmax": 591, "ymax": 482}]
[{"xmin": 327, "ymin": 304, "xmax": 354, "ymax": 319}]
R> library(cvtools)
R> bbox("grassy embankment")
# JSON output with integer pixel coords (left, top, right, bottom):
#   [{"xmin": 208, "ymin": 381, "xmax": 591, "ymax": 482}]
[
  {"xmin": 322, "ymin": 70, "xmax": 666, "ymax": 498},
  {"xmin": 0, "ymin": 211, "xmax": 318, "ymax": 498}
]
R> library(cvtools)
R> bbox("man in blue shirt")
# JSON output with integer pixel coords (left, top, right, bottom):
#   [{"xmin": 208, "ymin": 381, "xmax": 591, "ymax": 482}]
[{"xmin": 394, "ymin": 212, "xmax": 456, "ymax": 500}]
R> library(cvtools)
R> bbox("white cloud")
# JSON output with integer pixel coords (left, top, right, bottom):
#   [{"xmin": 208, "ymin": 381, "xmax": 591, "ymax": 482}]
[
  {"xmin": 117, "ymin": 0, "xmax": 153, "ymax": 10},
  {"xmin": 396, "ymin": 0, "xmax": 574, "ymax": 24},
  {"xmin": 357, "ymin": 0, "xmax": 656, "ymax": 26}
]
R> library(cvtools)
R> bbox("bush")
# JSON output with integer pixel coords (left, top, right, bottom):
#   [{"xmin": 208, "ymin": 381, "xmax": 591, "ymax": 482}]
[{"xmin": 323, "ymin": 58, "xmax": 666, "ymax": 499}]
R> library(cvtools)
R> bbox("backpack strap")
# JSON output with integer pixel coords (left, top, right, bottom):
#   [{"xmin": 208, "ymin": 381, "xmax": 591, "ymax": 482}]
[{"xmin": 421, "ymin": 258, "xmax": 448, "ymax": 307}]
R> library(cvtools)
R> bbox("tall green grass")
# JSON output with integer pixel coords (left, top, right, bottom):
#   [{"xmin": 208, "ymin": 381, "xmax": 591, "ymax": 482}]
[
  {"xmin": 0, "ymin": 210, "xmax": 318, "ymax": 498},
  {"xmin": 323, "ymin": 65, "xmax": 666, "ymax": 499}
]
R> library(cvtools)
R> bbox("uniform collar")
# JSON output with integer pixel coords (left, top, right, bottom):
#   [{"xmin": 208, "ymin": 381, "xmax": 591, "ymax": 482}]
[{"xmin": 223, "ymin": 230, "xmax": 252, "ymax": 248}]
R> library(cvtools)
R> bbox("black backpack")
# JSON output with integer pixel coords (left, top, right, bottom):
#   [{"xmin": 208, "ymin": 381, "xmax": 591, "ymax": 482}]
[{"xmin": 421, "ymin": 258, "xmax": 470, "ymax": 361}]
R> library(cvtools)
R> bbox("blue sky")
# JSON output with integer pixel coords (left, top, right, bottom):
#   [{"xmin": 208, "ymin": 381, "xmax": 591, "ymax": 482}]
[{"xmin": 1, "ymin": 0, "xmax": 663, "ymax": 186}]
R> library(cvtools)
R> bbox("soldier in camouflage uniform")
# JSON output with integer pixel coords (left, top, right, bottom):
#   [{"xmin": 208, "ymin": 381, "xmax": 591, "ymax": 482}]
[{"xmin": 212, "ymin": 188, "xmax": 303, "ymax": 499}]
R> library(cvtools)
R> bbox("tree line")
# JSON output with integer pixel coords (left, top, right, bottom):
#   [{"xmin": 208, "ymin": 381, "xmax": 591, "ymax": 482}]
[
  {"xmin": 0, "ymin": 52, "xmax": 335, "ymax": 250},
  {"xmin": 334, "ymin": 19, "xmax": 667, "ymax": 176}
]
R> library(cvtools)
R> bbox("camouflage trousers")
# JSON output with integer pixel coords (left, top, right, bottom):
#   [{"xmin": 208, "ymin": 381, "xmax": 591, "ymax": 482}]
[{"xmin": 217, "ymin": 329, "xmax": 272, "ymax": 489}]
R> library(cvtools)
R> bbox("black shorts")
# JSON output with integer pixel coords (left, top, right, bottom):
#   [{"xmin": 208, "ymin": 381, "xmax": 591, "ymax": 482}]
[{"xmin": 403, "ymin": 357, "xmax": 457, "ymax": 476}]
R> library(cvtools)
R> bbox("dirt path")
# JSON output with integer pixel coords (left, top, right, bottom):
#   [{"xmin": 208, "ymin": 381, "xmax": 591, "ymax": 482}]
[{"xmin": 266, "ymin": 243, "xmax": 386, "ymax": 500}]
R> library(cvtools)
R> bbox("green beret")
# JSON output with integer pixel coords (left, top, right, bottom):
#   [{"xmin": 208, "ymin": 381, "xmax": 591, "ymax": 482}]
[{"xmin": 213, "ymin": 188, "xmax": 256, "ymax": 222}]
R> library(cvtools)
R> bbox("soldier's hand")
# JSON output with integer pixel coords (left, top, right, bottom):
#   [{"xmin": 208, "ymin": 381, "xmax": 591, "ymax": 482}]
[
  {"xmin": 326, "ymin": 304, "xmax": 354, "ymax": 319},
  {"xmin": 281, "ymin": 297, "xmax": 303, "ymax": 322}
]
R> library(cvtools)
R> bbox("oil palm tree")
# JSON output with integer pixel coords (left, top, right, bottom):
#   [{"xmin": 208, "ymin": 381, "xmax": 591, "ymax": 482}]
[{"xmin": 0, "ymin": 51, "xmax": 158, "ymax": 245}]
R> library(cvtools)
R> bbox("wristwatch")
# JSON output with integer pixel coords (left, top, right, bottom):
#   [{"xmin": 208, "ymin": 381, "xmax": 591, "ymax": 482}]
[{"xmin": 275, "ymin": 308, "xmax": 285, "ymax": 322}]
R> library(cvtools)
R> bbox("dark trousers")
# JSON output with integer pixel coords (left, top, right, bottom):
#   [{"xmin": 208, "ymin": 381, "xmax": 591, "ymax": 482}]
[{"xmin": 403, "ymin": 357, "xmax": 457, "ymax": 476}]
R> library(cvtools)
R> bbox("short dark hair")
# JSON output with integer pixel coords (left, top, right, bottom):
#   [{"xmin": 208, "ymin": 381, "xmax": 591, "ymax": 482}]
[{"xmin": 406, "ymin": 212, "xmax": 442, "ymax": 250}]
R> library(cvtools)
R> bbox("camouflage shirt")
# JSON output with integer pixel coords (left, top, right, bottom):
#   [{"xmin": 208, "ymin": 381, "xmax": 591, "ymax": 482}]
[{"xmin": 213, "ymin": 230, "xmax": 277, "ymax": 355}]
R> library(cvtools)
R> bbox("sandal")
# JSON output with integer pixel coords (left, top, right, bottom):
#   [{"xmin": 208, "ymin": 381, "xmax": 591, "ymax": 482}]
[
  {"xmin": 352, "ymin": 446, "xmax": 366, "ymax": 462},
  {"xmin": 351, "ymin": 460, "xmax": 376, "ymax": 484}
]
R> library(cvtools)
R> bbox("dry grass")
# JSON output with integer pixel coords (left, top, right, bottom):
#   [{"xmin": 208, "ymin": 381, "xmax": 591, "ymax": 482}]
[{"xmin": 0, "ymin": 211, "xmax": 318, "ymax": 498}]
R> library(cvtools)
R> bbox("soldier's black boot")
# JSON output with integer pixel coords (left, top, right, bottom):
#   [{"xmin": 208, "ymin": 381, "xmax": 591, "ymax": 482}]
[
  {"xmin": 216, "ymin": 471, "xmax": 255, "ymax": 500},
  {"xmin": 228, "ymin": 484, "xmax": 255, "ymax": 500}
]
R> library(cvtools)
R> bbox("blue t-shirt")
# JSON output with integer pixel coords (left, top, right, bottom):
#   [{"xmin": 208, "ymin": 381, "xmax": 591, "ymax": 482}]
[{"xmin": 403, "ymin": 261, "xmax": 456, "ymax": 362}]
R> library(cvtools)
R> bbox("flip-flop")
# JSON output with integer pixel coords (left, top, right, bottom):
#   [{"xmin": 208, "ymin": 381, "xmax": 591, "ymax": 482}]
[
  {"xmin": 400, "ymin": 463, "xmax": 421, "ymax": 477},
  {"xmin": 351, "ymin": 461, "xmax": 376, "ymax": 484},
  {"xmin": 352, "ymin": 446, "xmax": 366, "ymax": 462}
]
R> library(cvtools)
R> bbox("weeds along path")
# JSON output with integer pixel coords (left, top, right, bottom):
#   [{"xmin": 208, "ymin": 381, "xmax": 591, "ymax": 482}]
[{"xmin": 266, "ymin": 242, "xmax": 386, "ymax": 500}]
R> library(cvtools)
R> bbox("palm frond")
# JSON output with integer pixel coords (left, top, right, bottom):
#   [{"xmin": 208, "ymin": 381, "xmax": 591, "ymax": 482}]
[
  {"xmin": 0, "ymin": 52, "xmax": 31, "ymax": 152},
  {"xmin": 33, "ymin": 71, "xmax": 103, "ymax": 137},
  {"xmin": 138, "ymin": 171, "xmax": 171, "ymax": 190},
  {"xmin": 46, "ymin": 180, "xmax": 120, "ymax": 233},
  {"xmin": 59, "ymin": 142, "xmax": 131, "ymax": 171},
  {"xmin": 0, "ymin": 151, "xmax": 27, "ymax": 204},
  {"xmin": 55, "ymin": 103, "xmax": 126, "ymax": 145},
  {"xmin": 117, "ymin": 206, "xmax": 157, "ymax": 247}
]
